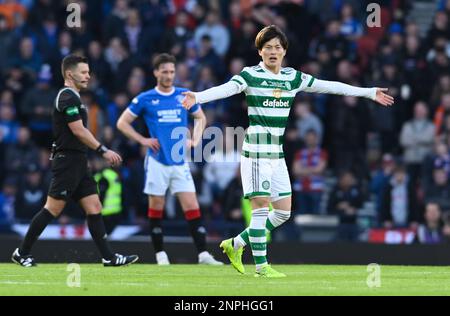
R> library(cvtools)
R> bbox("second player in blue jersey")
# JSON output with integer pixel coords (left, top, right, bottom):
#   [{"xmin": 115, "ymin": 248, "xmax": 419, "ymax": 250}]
[
  {"xmin": 117, "ymin": 53, "xmax": 223, "ymax": 265},
  {"xmin": 128, "ymin": 87, "xmax": 200, "ymax": 166}
]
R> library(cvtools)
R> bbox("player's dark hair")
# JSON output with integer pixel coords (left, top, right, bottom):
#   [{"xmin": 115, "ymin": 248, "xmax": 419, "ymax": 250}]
[
  {"xmin": 61, "ymin": 54, "xmax": 88, "ymax": 79},
  {"xmin": 153, "ymin": 53, "xmax": 177, "ymax": 70},
  {"xmin": 255, "ymin": 25, "xmax": 289, "ymax": 51}
]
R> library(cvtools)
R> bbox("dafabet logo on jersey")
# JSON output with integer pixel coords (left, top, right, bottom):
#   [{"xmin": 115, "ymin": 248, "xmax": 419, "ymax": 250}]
[{"xmin": 263, "ymin": 99, "xmax": 290, "ymax": 108}]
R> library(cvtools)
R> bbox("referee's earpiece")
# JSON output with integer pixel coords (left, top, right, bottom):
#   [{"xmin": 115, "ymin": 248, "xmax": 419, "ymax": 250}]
[{"xmin": 69, "ymin": 73, "xmax": 80, "ymax": 84}]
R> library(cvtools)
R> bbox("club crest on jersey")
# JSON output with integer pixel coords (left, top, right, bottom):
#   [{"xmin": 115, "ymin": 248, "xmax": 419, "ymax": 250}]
[
  {"xmin": 176, "ymin": 95, "xmax": 185, "ymax": 106},
  {"xmin": 273, "ymin": 89, "xmax": 282, "ymax": 99}
]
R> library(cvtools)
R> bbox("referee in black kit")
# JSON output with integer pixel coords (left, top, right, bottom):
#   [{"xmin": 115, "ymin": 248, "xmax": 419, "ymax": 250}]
[{"xmin": 12, "ymin": 55, "xmax": 138, "ymax": 267}]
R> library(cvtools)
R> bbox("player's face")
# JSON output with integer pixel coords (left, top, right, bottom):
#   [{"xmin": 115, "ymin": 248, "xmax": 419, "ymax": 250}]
[
  {"xmin": 70, "ymin": 63, "xmax": 90, "ymax": 90},
  {"xmin": 155, "ymin": 63, "xmax": 176, "ymax": 89},
  {"xmin": 259, "ymin": 37, "xmax": 286, "ymax": 72}
]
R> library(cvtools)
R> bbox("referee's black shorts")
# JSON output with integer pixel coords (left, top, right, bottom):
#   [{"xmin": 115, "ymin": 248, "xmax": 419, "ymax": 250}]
[{"xmin": 48, "ymin": 152, "xmax": 98, "ymax": 201}]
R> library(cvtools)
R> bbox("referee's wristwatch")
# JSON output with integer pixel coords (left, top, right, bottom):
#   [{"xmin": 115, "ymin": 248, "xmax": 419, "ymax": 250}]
[{"xmin": 96, "ymin": 144, "xmax": 108, "ymax": 155}]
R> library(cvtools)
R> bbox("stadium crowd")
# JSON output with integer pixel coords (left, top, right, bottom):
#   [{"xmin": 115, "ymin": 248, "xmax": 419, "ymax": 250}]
[{"xmin": 2, "ymin": 0, "xmax": 450, "ymax": 243}]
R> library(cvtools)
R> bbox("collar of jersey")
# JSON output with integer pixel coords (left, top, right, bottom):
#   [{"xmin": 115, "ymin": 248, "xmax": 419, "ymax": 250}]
[
  {"xmin": 155, "ymin": 87, "xmax": 175, "ymax": 96},
  {"xmin": 259, "ymin": 61, "xmax": 281, "ymax": 76},
  {"xmin": 63, "ymin": 86, "xmax": 81, "ymax": 98}
]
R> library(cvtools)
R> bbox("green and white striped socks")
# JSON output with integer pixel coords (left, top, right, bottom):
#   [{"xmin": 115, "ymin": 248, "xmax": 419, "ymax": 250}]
[
  {"xmin": 248, "ymin": 208, "xmax": 270, "ymax": 270},
  {"xmin": 234, "ymin": 209, "xmax": 291, "ymax": 250}
]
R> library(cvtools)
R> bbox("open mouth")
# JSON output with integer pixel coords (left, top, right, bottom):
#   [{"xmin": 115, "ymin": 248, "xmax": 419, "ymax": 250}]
[{"xmin": 269, "ymin": 57, "xmax": 277, "ymax": 62}]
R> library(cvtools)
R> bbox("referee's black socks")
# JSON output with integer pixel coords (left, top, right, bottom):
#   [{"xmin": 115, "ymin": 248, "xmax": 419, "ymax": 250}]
[
  {"xmin": 19, "ymin": 208, "xmax": 56, "ymax": 256},
  {"xmin": 87, "ymin": 214, "xmax": 114, "ymax": 260}
]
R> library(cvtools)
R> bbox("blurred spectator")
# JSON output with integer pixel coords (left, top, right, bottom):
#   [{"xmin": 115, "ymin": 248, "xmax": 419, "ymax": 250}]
[
  {"xmin": 421, "ymin": 140, "xmax": 450, "ymax": 192},
  {"xmin": 400, "ymin": 101, "xmax": 435, "ymax": 186},
  {"xmin": 119, "ymin": 8, "xmax": 158, "ymax": 61},
  {"xmin": 0, "ymin": 177, "xmax": 17, "ymax": 233},
  {"xmin": 442, "ymin": 211, "xmax": 450, "ymax": 242},
  {"xmin": 424, "ymin": 166, "xmax": 450, "ymax": 211},
  {"xmin": 194, "ymin": 65, "xmax": 219, "ymax": 107},
  {"xmin": 87, "ymin": 41, "xmax": 112, "ymax": 90},
  {"xmin": 137, "ymin": 0, "xmax": 169, "ymax": 32},
  {"xmin": 27, "ymin": 0, "xmax": 58, "ymax": 30},
  {"xmin": 433, "ymin": 92, "xmax": 450, "ymax": 135},
  {"xmin": 159, "ymin": 10, "xmax": 193, "ymax": 60},
  {"xmin": 4, "ymin": 126, "xmax": 39, "ymax": 177},
  {"xmin": 101, "ymin": 126, "xmax": 122, "ymax": 153},
  {"xmin": 330, "ymin": 94, "xmax": 369, "ymax": 178},
  {"xmin": 310, "ymin": 19, "xmax": 351, "ymax": 64},
  {"xmin": 371, "ymin": 58, "xmax": 403, "ymax": 154},
  {"xmin": 122, "ymin": 9, "xmax": 143, "ymax": 55},
  {"xmin": 417, "ymin": 203, "xmax": 443, "ymax": 244},
  {"xmin": 203, "ymin": 133, "xmax": 240, "ymax": 203},
  {"xmin": 194, "ymin": 9, "xmax": 230, "ymax": 57},
  {"xmin": 433, "ymin": 142, "xmax": 450, "ymax": 175},
  {"xmin": 292, "ymin": 101, "xmax": 323, "ymax": 145},
  {"xmin": 126, "ymin": 67, "xmax": 146, "ymax": 98},
  {"xmin": 104, "ymin": 37, "xmax": 134, "ymax": 92},
  {"xmin": 0, "ymin": 0, "xmax": 27, "ymax": 30},
  {"xmin": 272, "ymin": 14, "xmax": 302, "ymax": 68},
  {"xmin": 35, "ymin": 14, "xmax": 59, "ymax": 62},
  {"xmin": 403, "ymin": 34, "xmax": 427, "ymax": 102},
  {"xmin": 426, "ymin": 11, "xmax": 450, "ymax": 49},
  {"xmin": 292, "ymin": 129, "xmax": 327, "ymax": 214},
  {"xmin": 106, "ymin": 92, "xmax": 129, "ymax": 129},
  {"xmin": 103, "ymin": 0, "xmax": 129, "ymax": 41},
  {"xmin": 0, "ymin": 101, "xmax": 19, "ymax": 145},
  {"xmin": 228, "ymin": 19, "xmax": 259, "ymax": 66},
  {"xmin": 227, "ymin": 0, "xmax": 243, "ymax": 34},
  {"xmin": 93, "ymin": 158, "xmax": 123, "ymax": 235},
  {"xmin": 380, "ymin": 165, "xmax": 419, "ymax": 229},
  {"xmin": 20, "ymin": 64, "xmax": 56, "ymax": 148},
  {"xmin": 328, "ymin": 171, "xmax": 364, "ymax": 241},
  {"xmin": 81, "ymin": 91, "xmax": 105, "ymax": 139},
  {"xmin": 370, "ymin": 153, "xmax": 396, "ymax": 218},
  {"xmin": 9, "ymin": 37, "xmax": 43, "ymax": 76},
  {"xmin": 221, "ymin": 169, "xmax": 244, "ymax": 228},
  {"xmin": 0, "ymin": 14, "xmax": 14, "ymax": 73},
  {"xmin": 222, "ymin": 169, "xmax": 247, "ymax": 236},
  {"xmin": 197, "ymin": 34, "xmax": 225, "ymax": 79},
  {"xmin": 431, "ymin": 76, "xmax": 450, "ymax": 109},
  {"xmin": 174, "ymin": 62, "xmax": 194, "ymax": 89},
  {"xmin": 15, "ymin": 164, "xmax": 46, "ymax": 220},
  {"xmin": 339, "ymin": 3, "xmax": 363, "ymax": 42}
]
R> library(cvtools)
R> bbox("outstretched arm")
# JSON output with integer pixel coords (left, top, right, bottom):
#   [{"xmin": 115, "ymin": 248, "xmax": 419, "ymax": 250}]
[
  {"xmin": 304, "ymin": 79, "xmax": 394, "ymax": 107},
  {"xmin": 182, "ymin": 81, "xmax": 244, "ymax": 110}
]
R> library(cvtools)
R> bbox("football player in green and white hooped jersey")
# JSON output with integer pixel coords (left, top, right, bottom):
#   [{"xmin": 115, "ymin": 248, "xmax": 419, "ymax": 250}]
[{"xmin": 182, "ymin": 25, "xmax": 394, "ymax": 278}]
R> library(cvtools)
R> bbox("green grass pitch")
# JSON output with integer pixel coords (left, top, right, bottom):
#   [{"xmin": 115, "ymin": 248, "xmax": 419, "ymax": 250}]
[{"xmin": 1, "ymin": 264, "xmax": 450, "ymax": 296}]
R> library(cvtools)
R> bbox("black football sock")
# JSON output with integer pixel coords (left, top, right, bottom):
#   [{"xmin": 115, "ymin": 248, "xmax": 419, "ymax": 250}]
[
  {"xmin": 87, "ymin": 214, "xmax": 114, "ymax": 260},
  {"xmin": 19, "ymin": 208, "xmax": 55, "ymax": 256}
]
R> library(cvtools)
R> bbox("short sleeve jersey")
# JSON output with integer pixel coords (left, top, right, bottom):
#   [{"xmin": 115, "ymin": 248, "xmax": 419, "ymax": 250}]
[{"xmin": 52, "ymin": 87, "xmax": 88, "ymax": 153}]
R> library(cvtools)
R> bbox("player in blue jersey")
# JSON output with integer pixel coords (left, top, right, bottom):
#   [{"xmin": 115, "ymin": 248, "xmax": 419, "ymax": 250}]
[{"xmin": 117, "ymin": 54, "xmax": 223, "ymax": 265}]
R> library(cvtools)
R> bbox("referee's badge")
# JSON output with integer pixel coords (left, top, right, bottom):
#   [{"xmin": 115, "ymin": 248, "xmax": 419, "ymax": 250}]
[{"xmin": 273, "ymin": 89, "xmax": 282, "ymax": 99}]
